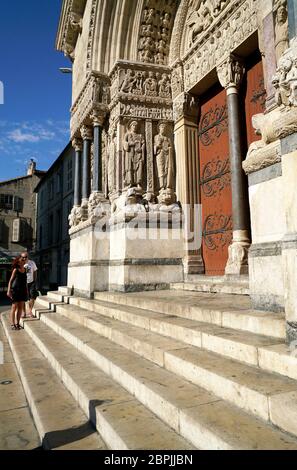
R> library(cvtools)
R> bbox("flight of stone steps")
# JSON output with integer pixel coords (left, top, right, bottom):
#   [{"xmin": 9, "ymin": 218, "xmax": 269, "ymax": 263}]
[{"xmin": 2, "ymin": 287, "xmax": 297, "ymax": 450}]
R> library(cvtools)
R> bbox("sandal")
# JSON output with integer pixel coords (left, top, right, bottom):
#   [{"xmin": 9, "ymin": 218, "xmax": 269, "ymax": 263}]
[
  {"xmin": 16, "ymin": 324, "xmax": 23, "ymax": 330},
  {"xmin": 11, "ymin": 324, "xmax": 18, "ymax": 330}
]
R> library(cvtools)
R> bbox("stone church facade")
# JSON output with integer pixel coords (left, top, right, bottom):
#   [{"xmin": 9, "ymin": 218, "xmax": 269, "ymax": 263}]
[{"xmin": 56, "ymin": 0, "xmax": 297, "ymax": 343}]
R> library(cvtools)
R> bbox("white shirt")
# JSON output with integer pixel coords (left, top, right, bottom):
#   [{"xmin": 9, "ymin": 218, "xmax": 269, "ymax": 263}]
[{"xmin": 25, "ymin": 260, "xmax": 37, "ymax": 284}]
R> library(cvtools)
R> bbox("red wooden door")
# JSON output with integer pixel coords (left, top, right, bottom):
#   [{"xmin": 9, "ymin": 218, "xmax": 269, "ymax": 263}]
[
  {"xmin": 198, "ymin": 85, "xmax": 232, "ymax": 276},
  {"xmin": 244, "ymin": 55, "xmax": 266, "ymax": 146}
]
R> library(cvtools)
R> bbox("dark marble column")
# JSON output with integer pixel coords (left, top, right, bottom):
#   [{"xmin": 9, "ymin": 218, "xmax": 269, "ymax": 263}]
[
  {"xmin": 72, "ymin": 138, "xmax": 83, "ymax": 207},
  {"xmin": 80, "ymin": 125, "xmax": 93, "ymax": 207},
  {"xmin": 217, "ymin": 55, "xmax": 250, "ymax": 276},
  {"xmin": 288, "ymin": 0, "xmax": 297, "ymax": 41}
]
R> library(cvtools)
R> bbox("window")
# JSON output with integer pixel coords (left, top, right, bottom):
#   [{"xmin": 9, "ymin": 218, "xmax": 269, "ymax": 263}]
[
  {"xmin": 56, "ymin": 209, "xmax": 61, "ymax": 243},
  {"xmin": 48, "ymin": 214, "xmax": 54, "ymax": 245},
  {"xmin": 39, "ymin": 225, "xmax": 43, "ymax": 250},
  {"xmin": 48, "ymin": 180, "xmax": 54, "ymax": 200},
  {"xmin": 67, "ymin": 159, "xmax": 73, "ymax": 191},
  {"xmin": 40, "ymin": 190, "xmax": 44, "ymax": 209},
  {"xmin": 0, "ymin": 194, "xmax": 13, "ymax": 210},
  {"xmin": 57, "ymin": 172, "xmax": 62, "ymax": 193}
]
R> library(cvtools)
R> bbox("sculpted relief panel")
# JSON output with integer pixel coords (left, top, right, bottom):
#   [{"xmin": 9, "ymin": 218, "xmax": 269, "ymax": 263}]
[
  {"xmin": 181, "ymin": 0, "xmax": 257, "ymax": 93},
  {"xmin": 137, "ymin": 0, "xmax": 178, "ymax": 65}
]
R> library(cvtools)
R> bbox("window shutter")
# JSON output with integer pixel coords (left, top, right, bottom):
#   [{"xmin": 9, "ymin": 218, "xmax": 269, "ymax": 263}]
[
  {"xmin": 0, "ymin": 220, "xmax": 3, "ymax": 242},
  {"xmin": 12, "ymin": 218, "xmax": 21, "ymax": 243}
]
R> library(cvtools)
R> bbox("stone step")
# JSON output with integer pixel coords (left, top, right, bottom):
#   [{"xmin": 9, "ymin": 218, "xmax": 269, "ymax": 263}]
[
  {"xmin": 67, "ymin": 297, "xmax": 282, "ymax": 368},
  {"xmin": 58, "ymin": 286, "xmax": 73, "ymax": 295},
  {"xmin": 94, "ymin": 290, "xmax": 285, "ymax": 339},
  {"xmin": 1, "ymin": 314, "xmax": 106, "ymax": 450},
  {"xmin": 38, "ymin": 309, "xmax": 297, "ymax": 440},
  {"xmin": 171, "ymin": 280, "xmax": 249, "ymax": 296},
  {"xmin": 35, "ymin": 295, "xmax": 65, "ymax": 312},
  {"xmin": 18, "ymin": 317, "xmax": 194, "ymax": 450}
]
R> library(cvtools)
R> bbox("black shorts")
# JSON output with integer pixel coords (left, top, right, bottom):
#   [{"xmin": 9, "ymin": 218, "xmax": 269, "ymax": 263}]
[{"xmin": 28, "ymin": 282, "xmax": 38, "ymax": 300}]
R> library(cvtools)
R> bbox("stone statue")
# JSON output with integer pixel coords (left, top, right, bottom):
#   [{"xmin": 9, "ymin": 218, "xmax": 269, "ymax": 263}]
[
  {"xmin": 120, "ymin": 69, "xmax": 136, "ymax": 93},
  {"xmin": 274, "ymin": 1, "xmax": 289, "ymax": 63},
  {"xmin": 159, "ymin": 73, "xmax": 171, "ymax": 98},
  {"xmin": 144, "ymin": 72, "xmax": 158, "ymax": 96},
  {"xmin": 123, "ymin": 121, "xmax": 145, "ymax": 189},
  {"xmin": 154, "ymin": 123, "xmax": 174, "ymax": 191},
  {"xmin": 107, "ymin": 128, "xmax": 117, "ymax": 193}
]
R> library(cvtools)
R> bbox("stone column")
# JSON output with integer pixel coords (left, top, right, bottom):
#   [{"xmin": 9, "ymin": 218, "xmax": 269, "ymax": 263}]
[
  {"xmin": 174, "ymin": 93, "xmax": 204, "ymax": 275},
  {"xmin": 72, "ymin": 138, "xmax": 83, "ymax": 207},
  {"xmin": 92, "ymin": 112, "xmax": 105, "ymax": 193},
  {"xmin": 288, "ymin": 0, "xmax": 297, "ymax": 41},
  {"xmin": 217, "ymin": 55, "xmax": 250, "ymax": 276},
  {"xmin": 80, "ymin": 125, "xmax": 93, "ymax": 220}
]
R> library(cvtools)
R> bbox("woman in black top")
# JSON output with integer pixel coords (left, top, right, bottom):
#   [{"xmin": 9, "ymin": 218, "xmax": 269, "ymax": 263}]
[{"xmin": 7, "ymin": 256, "xmax": 28, "ymax": 330}]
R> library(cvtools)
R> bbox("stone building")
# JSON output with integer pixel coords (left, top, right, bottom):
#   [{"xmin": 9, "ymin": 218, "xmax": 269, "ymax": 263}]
[
  {"xmin": 56, "ymin": 0, "xmax": 297, "ymax": 340},
  {"xmin": 0, "ymin": 160, "xmax": 44, "ymax": 293},
  {"xmin": 34, "ymin": 143, "xmax": 74, "ymax": 292}
]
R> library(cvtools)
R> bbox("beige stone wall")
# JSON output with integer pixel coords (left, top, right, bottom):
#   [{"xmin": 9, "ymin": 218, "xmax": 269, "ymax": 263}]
[{"xmin": 72, "ymin": 0, "xmax": 93, "ymax": 104}]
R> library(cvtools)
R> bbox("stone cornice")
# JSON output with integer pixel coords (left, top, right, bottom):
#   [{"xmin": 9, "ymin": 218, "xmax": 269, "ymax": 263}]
[
  {"xmin": 70, "ymin": 71, "xmax": 110, "ymax": 138},
  {"xmin": 56, "ymin": 0, "xmax": 87, "ymax": 56}
]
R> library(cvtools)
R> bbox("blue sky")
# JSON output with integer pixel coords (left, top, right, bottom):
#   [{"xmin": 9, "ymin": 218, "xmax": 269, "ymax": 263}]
[{"xmin": 0, "ymin": 0, "xmax": 72, "ymax": 181}]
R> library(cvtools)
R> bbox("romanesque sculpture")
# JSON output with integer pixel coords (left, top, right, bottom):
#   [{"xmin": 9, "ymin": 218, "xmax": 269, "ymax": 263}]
[
  {"xmin": 144, "ymin": 72, "xmax": 158, "ymax": 96},
  {"xmin": 272, "ymin": 39, "xmax": 297, "ymax": 107},
  {"xmin": 107, "ymin": 128, "xmax": 117, "ymax": 193},
  {"xmin": 69, "ymin": 205, "xmax": 83, "ymax": 227},
  {"xmin": 158, "ymin": 73, "xmax": 171, "ymax": 98},
  {"xmin": 123, "ymin": 121, "xmax": 145, "ymax": 189},
  {"xmin": 274, "ymin": 0, "xmax": 289, "ymax": 63},
  {"xmin": 120, "ymin": 69, "xmax": 136, "ymax": 93},
  {"xmin": 154, "ymin": 122, "xmax": 174, "ymax": 191}
]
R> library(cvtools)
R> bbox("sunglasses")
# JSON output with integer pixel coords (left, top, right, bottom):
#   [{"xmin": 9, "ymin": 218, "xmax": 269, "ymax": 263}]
[{"xmin": 21, "ymin": 257, "xmax": 28, "ymax": 260}]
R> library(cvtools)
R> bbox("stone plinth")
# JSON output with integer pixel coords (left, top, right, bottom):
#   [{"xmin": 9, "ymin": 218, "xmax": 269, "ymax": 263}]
[
  {"xmin": 108, "ymin": 213, "xmax": 184, "ymax": 292},
  {"xmin": 68, "ymin": 219, "xmax": 110, "ymax": 297}
]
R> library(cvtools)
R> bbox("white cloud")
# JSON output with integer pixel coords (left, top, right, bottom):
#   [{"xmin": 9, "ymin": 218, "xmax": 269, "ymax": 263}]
[{"xmin": 8, "ymin": 129, "xmax": 41, "ymax": 143}]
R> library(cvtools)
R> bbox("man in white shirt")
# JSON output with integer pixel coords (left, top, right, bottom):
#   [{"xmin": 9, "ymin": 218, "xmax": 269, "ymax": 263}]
[{"xmin": 21, "ymin": 252, "xmax": 38, "ymax": 317}]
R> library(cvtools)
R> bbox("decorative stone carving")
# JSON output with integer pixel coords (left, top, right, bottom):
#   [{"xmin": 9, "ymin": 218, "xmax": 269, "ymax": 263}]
[
  {"xmin": 70, "ymin": 12, "xmax": 83, "ymax": 33},
  {"xmin": 123, "ymin": 121, "xmax": 146, "ymax": 189},
  {"xmin": 171, "ymin": 63, "xmax": 184, "ymax": 99},
  {"xmin": 70, "ymin": 72, "xmax": 110, "ymax": 138},
  {"xmin": 217, "ymin": 54, "xmax": 245, "ymax": 90},
  {"xmin": 81, "ymin": 125, "xmax": 93, "ymax": 141},
  {"xmin": 72, "ymin": 137, "xmax": 83, "ymax": 152},
  {"xmin": 274, "ymin": 0, "xmax": 289, "ymax": 63},
  {"xmin": 272, "ymin": 39, "xmax": 297, "ymax": 107},
  {"xmin": 154, "ymin": 122, "xmax": 174, "ymax": 191},
  {"xmin": 173, "ymin": 92, "xmax": 200, "ymax": 122},
  {"xmin": 157, "ymin": 188, "xmax": 181, "ymax": 213},
  {"xmin": 137, "ymin": 0, "xmax": 177, "ymax": 65},
  {"xmin": 107, "ymin": 128, "xmax": 117, "ymax": 194},
  {"xmin": 68, "ymin": 205, "xmax": 83, "ymax": 227},
  {"xmin": 118, "ymin": 103, "xmax": 173, "ymax": 121},
  {"xmin": 183, "ymin": 0, "xmax": 257, "ymax": 92},
  {"xmin": 86, "ymin": 0, "xmax": 97, "ymax": 72},
  {"xmin": 186, "ymin": 0, "xmax": 214, "ymax": 47},
  {"xmin": 88, "ymin": 192, "xmax": 109, "ymax": 222},
  {"xmin": 225, "ymin": 232, "xmax": 250, "ymax": 276},
  {"xmin": 117, "ymin": 68, "xmax": 172, "ymax": 102}
]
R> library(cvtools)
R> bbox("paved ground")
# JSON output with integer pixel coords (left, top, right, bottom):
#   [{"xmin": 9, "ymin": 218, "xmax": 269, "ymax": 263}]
[
  {"xmin": 0, "ymin": 314, "xmax": 40, "ymax": 450},
  {"xmin": 0, "ymin": 297, "xmax": 10, "ymax": 314}
]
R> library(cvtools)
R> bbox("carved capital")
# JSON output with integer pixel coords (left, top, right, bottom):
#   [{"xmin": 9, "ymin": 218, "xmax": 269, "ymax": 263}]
[
  {"xmin": 173, "ymin": 92, "xmax": 200, "ymax": 121},
  {"xmin": 217, "ymin": 55, "xmax": 245, "ymax": 90},
  {"xmin": 72, "ymin": 137, "xmax": 83, "ymax": 152},
  {"xmin": 80, "ymin": 125, "xmax": 93, "ymax": 141},
  {"xmin": 91, "ymin": 110, "xmax": 106, "ymax": 127}
]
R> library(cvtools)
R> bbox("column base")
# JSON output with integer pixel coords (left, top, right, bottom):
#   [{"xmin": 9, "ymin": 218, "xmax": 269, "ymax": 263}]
[
  {"xmin": 183, "ymin": 253, "xmax": 204, "ymax": 275},
  {"xmin": 80, "ymin": 198, "xmax": 89, "ymax": 221},
  {"xmin": 286, "ymin": 322, "xmax": 297, "ymax": 344},
  {"xmin": 225, "ymin": 230, "xmax": 250, "ymax": 276}
]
